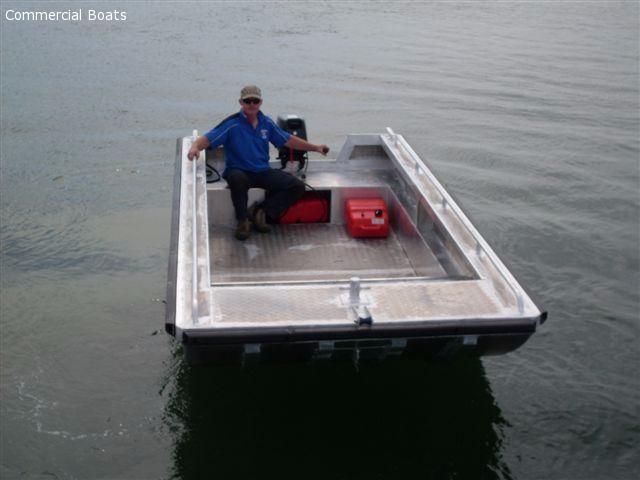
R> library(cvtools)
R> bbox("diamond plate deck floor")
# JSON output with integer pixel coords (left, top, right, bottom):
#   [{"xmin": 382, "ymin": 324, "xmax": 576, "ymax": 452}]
[{"xmin": 210, "ymin": 223, "xmax": 446, "ymax": 283}]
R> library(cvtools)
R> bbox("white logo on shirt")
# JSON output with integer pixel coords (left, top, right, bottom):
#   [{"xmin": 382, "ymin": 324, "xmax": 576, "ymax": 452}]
[{"xmin": 260, "ymin": 129, "xmax": 268, "ymax": 139}]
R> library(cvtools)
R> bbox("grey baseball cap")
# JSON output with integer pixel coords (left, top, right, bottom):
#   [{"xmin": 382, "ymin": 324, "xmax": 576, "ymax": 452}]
[{"xmin": 240, "ymin": 85, "xmax": 262, "ymax": 100}]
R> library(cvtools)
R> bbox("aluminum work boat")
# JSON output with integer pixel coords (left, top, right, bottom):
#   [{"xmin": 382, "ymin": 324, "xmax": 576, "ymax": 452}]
[{"xmin": 166, "ymin": 124, "xmax": 547, "ymax": 365}]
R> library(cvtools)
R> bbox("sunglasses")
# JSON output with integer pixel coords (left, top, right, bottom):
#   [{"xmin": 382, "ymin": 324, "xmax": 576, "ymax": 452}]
[{"xmin": 242, "ymin": 98, "xmax": 261, "ymax": 105}]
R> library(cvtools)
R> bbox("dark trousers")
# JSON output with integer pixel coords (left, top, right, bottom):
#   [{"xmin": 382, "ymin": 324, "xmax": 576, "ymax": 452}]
[{"xmin": 225, "ymin": 168, "xmax": 306, "ymax": 221}]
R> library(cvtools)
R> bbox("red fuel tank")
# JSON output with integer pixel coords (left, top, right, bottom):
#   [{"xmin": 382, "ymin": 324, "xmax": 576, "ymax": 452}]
[
  {"xmin": 279, "ymin": 192, "xmax": 329, "ymax": 224},
  {"xmin": 345, "ymin": 198, "xmax": 390, "ymax": 238}
]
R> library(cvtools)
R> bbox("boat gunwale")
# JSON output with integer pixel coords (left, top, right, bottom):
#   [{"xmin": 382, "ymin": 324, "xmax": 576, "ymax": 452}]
[
  {"xmin": 165, "ymin": 138, "xmax": 183, "ymax": 335},
  {"xmin": 383, "ymin": 135, "xmax": 548, "ymax": 323}
]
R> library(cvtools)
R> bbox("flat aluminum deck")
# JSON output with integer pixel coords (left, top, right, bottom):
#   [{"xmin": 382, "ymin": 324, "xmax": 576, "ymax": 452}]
[{"xmin": 209, "ymin": 223, "xmax": 447, "ymax": 283}]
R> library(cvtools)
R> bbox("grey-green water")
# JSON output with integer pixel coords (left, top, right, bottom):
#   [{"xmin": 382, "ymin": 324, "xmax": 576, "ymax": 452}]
[{"xmin": 1, "ymin": 2, "xmax": 638, "ymax": 479}]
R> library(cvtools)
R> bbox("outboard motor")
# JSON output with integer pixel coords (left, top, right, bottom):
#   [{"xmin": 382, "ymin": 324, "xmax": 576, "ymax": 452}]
[{"xmin": 277, "ymin": 114, "xmax": 308, "ymax": 172}]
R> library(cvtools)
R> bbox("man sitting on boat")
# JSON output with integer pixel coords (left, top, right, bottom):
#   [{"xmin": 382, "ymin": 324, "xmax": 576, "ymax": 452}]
[{"xmin": 188, "ymin": 85, "xmax": 329, "ymax": 241}]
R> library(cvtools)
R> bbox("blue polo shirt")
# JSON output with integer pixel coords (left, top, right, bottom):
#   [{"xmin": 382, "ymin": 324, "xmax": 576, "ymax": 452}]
[{"xmin": 204, "ymin": 110, "xmax": 291, "ymax": 177}]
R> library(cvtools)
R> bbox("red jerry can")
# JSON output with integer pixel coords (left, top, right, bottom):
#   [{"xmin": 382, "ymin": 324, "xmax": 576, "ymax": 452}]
[
  {"xmin": 345, "ymin": 198, "xmax": 390, "ymax": 238},
  {"xmin": 279, "ymin": 192, "xmax": 329, "ymax": 224}
]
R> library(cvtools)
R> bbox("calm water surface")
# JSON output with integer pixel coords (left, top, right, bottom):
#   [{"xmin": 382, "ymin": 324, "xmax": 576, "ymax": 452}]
[{"xmin": 1, "ymin": 2, "xmax": 638, "ymax": 479}]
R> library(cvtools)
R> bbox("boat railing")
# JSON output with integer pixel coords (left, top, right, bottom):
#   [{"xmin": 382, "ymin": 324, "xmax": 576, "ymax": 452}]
[
  {"xmin": 191, "ymin": 130, "xmax": 199, "ymax": 324},
  {"xmin": 382, "ymin": 128, "xmax": 528, "ymax": 315}
]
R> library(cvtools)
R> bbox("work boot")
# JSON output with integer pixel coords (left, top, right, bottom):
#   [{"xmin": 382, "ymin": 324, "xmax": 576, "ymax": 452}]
[
  {"xmin": 249, "ymin": 203, "xmax": 271, "ymax": 233},
  {"xmin": 235, "ymin": 218, "xmax": 251, "ymax": 241}
]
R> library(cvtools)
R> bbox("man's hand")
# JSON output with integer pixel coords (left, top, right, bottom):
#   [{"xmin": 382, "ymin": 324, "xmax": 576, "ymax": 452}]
[
  {"xmin": 316, "ymin": 144, "xmax": 330, "ymax": 156},
  {"xmin": 284, "ymin": 136, "xmax": 329, "ymax": 156},
  {"xmin": 187, "ymin": 146, "xmax": 200, "ymax": 161},
  {"xmin": 187, "ymin": 136, "xmax": 210, "ymax": 161}
]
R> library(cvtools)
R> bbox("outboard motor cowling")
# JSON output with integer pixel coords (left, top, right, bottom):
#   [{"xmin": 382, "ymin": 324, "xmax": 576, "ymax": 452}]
[{"xmin": 277, "ymin": 114, "xmax": 308, "ymax": 171}]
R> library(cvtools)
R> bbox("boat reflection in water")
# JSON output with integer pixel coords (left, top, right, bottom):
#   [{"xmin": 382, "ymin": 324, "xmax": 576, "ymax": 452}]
[{"xmin": 164, "ymin": 350, "xmax": 512, "ymax": 479}]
